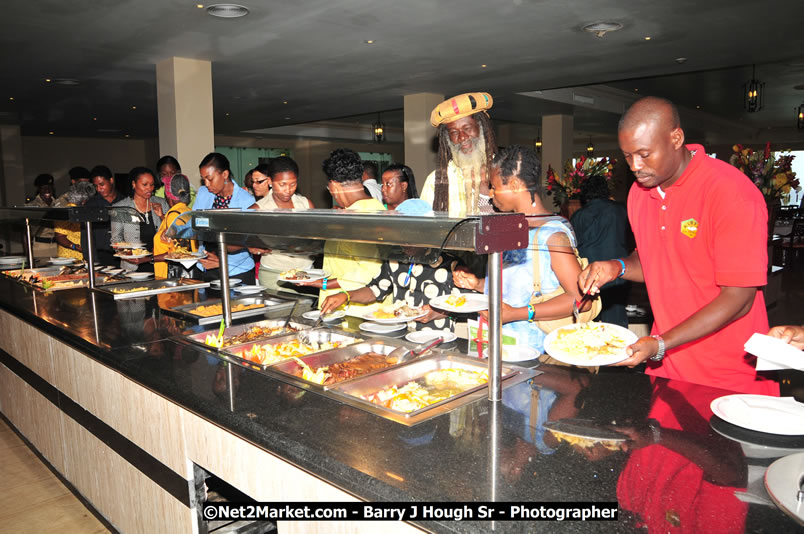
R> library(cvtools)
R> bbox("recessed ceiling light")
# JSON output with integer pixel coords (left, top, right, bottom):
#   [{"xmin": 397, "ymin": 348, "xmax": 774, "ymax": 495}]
[
  {"xmin": 196, "ymin": 3, "xmax": 204, "ymax": 8},
  {"xmin": 124, "ymin": 134, "xmax": 130, "ymax": 138},
  {"xmin": 206, "ymin": 4, "xmax": 249, "ymax": 18},
  {"xmin": 131, "ymin": 106, "xmax": 136, "ymax": 110},
  {"xmin": 225, "ymin": 112, "xmax": 230, "ymax": 116},
  {"xmin": 8, "ymin": 97, "xmax": 14, "ymax": 101},
  {"xmin": 481, "ymin": 64, "xmax": 487, "ymax": 68},
  {"xmin": 364, "ymin": 40, "xmax": 374, "ymax": 44},
  {"xmin": 675, "ymin": 57, "xmax": 688, "ymax": 64},
  {"xmin": 634, "ymin": 88, "xmax": 639, "ymax": 92},
  {"xmin": 48, "ymin": 131, "xmax": 54, "ymax": 135},
  {"xmin": 92, "ymin": 117, "xmax": 97, "ymax": 121},
  {"xmin": 644, "ymin": 36, "xmax": 651, "ymax": 41},
  {"xmin": 582, "ymin": 21, "xmax": 623, "ymax": 38},
  {"xmin": 696, "ymin": 105, "xmax": 700, "ymax": 109},
  {"xmin": 283, "ymin": 101, "xmax": 288, "ymax": 104},
  {"xmin": 45, "ymin": 78, "xmax": 51, "ymax": 83}
]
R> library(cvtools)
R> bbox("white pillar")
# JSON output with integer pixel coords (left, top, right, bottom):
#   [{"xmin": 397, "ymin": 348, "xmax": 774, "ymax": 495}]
[
  {"xmin": 156, "ymin": 57, "xmax": 215, "ymax": 189},
  {"xmin": 403, "ymin": 93, "xmax": 443, "ymax": 185},
  {"xmin": 541, "ymin": 114, "xmax": 574, "ymax": 206}
]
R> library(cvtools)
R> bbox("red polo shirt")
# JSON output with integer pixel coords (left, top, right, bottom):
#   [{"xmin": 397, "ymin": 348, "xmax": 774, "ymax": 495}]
[{"xmin": 627, "ymin": 145, "xmax": 778, "ymax": 395}]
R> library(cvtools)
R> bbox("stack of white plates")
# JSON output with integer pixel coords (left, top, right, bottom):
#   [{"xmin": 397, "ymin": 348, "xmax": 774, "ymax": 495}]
[{"xmin": 0, "ymin": 256, "xmax": 26, "ymax": 267}]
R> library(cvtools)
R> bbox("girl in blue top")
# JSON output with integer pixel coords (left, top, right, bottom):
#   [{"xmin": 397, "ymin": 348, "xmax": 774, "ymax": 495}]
[
  {"xmin": 195, "ymin": 152, "xmax": 256, "ymax": 283},
  {"xmin": 453, "ymin": 145, "xmax": 586, "ymax": 354}
]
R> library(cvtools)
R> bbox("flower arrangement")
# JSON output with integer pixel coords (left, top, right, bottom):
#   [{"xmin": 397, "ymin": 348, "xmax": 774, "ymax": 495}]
[
  {"xmin": 729, "ymin": 143, "xmax": 799, "ymax": 204},
  {"xmin": 545, "ymin": 155, "xmax": 615, "ymax": 207}
]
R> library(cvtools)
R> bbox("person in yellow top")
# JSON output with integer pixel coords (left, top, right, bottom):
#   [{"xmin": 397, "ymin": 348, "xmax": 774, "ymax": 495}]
[
  {"xmin": 296, "ymin": 149, "xmax": 387, "ymax": 317},
  {"xmin": 419, "ymin": 92, "xmax": 497, "ymax": 217},
  {"xmin": 54, "ymin": 182, "xmax": 96, "ymax": 259},
  {"xmin": 152, "ymin": 174, "xmax": 197, "ymax": 279}
]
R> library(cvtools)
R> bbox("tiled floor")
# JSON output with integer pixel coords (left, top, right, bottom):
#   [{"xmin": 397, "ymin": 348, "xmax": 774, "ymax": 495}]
[{"xmin": 0, "ymin": 417, "xmax": 111, "ymax": 534}]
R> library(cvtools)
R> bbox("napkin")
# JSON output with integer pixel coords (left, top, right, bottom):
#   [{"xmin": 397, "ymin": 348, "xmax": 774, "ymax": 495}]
[{"xmin": 744, "ymin": 333, "xmax": 804, "ymax": 371}]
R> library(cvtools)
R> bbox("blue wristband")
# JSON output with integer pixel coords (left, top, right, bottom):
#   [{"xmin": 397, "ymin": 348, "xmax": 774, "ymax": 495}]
[
  {"xmin": 322, "ymin": 278, "xmax": 328, "ymax": 291},
  {"xmin": 527, "ymin": 304, "xmax": 535, "ymax": 322},
  {"xmin": 615, "ymin": 259, "xmax": 626, "ymax": 278}
]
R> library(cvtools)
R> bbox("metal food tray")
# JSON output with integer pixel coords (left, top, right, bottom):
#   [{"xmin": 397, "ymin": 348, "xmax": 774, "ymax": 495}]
[
  {"xmin": 268, "ymin": 340, "xmax": 409, "ymax": 392},
  {"xmin": 166, "ymin": 295, "xmax": 295, "ymax": 325},
  {"xmin": 328, "ymin": 354, "xmax": 528, "ymax": 425},
  {"xmin": 220, "ymin": 329, "xmax": 363, "ymax": 370},
  {"xmin": 94, "ymin": 278, "xmax": 210, "ymax": 299},
  {"xmin": 182, "ymin": 319, "xmax": 311, "ymax": 351}
]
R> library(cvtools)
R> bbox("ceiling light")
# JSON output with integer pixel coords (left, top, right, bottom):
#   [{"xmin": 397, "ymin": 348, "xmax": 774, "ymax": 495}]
[
  {"xmin": 582, "ymin": 21, "xmax": 623, "ymax": 38},
  {"xmin": 675, "ymin": 57, "xmax": 688, "ymax": 64},
  {"xmin": 743, "ymin": 64, "xmax": 764, "ymax": 113},
  {"xmin": 283, "ymin": 101, "xmax": 288, "ymax": 104},
  {"xmin": 131, "ymin": 106, "xmax": 136, "ymax": 110},
  {"xmin": 364, "ymin": 40, "xmax": 374, "ymax": 44},
  {"xmin": 45, "ymin": 78, "xmax": 51, "ymax": 83},
  {"xmin": 373, "ymin": 113, "xmax": 385, "ymax": 143},
  {"xmin": 696, "ymin": 105, "xmax": 700, "ymax": 109},
  {"xmin": 48, "ymin": 131, "xmax": 54, "ymax": 135},
  {"xmin": 206, "ymin": 4, "xmax": 249, "ymax": 18},
  {"xmin": 634, "ymin": 88, "xmax": 639, "ymax": 92},
  {"xmin": 534, "ymin": 128, "xmax": 542, "ymax": 153},
  {"xmin": 196, "ymin": 3, "xmax": 204, "ymax": 8},
  {"xmin": 8, "ymin": 97, "xmax": 14, "ymax": 101},
  {"xmin": 481, "ymin": 64, "xmax": 487, "ymax": 68},
  {"xmin": 284, "ymin": 117, "xmax": 291, "ymax": 120},
  {"xmin": 92, "ymin": 117, "xmax": 97, "ymax": 121},
  {"xmin": 644, "ymin": 36, "xmax": 651, "ymax": 41},
  {"xmin": 586, "ymin": 137, "xmax": 594, "ymax": 156},
  {"xmin": 124, "ymin": 134, "xmax": 130, "ymax": 138},
  {"xmin": 225, "ymin": 112, "xmax": 230, "ymax": 116}
]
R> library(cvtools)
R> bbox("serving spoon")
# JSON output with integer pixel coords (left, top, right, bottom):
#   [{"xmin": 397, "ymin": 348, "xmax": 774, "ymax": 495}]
[{"xmin": 386, "ymin": 336, "xmax": 445, "ymax": 364}]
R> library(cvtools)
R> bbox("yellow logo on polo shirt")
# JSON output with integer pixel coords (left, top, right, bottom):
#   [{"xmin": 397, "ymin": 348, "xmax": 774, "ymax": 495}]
[{"xmin": 680, "ymin": 218, "xmax": 698, "ymax": 239}]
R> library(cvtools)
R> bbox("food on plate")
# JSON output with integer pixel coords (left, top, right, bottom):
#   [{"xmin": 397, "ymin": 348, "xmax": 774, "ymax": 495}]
[
  {"xmin": 551, "ymin": 322, "xmax": 630, "ymax": 357},
  {"xmin": 372, "ymin": 303, "xmax": 422, "ymax": 320},
  {"xmin": 116, "ymin": 248, "xmax": 150, "ymax": 257},
  {"xmin": 232, "ymin": 339, "xmax": 344, "ymax": 366},
  {"xmin": 291, "ymin": 352, "xmax": 393, "ymax": 385},
  {"xmin": 362, "ymin": 367, "xmax": 489, "ymax": 413},
  {"xmin": 445, "ymin": 295, "xmax": 467, "ymax": 307},
  {"xmin": 111, "ymin": 286, "xmax": 151, "ymax": 294},
  {"xmin": 203, "ymin": 324, "xmax": 298, "ymax": 348},
  {"xmin": 546, "ymin": 429, "xmax": 622, "ymax": 451},
  {"xmin": 280, "ymin": 268, "xmax": 310, "ymax": 280},
  {"xmin": 188, "ymin": 302, "xmax": 265, "ymax": 317},
  {"xmin": 165, "ymin": 251, "xmax": 198, "ymax": 260},
  {"xmin": 112, "ymin": 242, "xmax": 145, "ymax": 249}
]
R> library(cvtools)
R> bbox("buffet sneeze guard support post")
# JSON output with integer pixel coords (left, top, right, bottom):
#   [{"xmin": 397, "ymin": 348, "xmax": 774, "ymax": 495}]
[{"xmin": 184, "ymin": 209, "xmax": 530, "ymax": 402}]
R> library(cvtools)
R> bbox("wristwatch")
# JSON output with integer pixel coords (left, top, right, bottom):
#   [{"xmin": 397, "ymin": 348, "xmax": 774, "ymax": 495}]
[{"xmin": 650, "ymin": 335, "xmax": 666, "ymax": 361}]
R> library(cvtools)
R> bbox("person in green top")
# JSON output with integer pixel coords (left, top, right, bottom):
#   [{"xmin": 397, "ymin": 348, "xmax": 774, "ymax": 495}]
[{"xmin": 153, "ymin": 155, "xmax": 196, "ymax": 207}]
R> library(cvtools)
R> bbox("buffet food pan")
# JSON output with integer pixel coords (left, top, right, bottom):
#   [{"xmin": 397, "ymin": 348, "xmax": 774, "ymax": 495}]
[
  {"xmin": 328, "ymin": 354, "xmax": 522, "ymax": 425},
  {"xmin": 182, "ymin": 319, "xmax": 310, "ymax": 350},
  {"xmin": 166, "ymin": 295, "xmax": 295, "ymax": 325},
  {"xmin": 220, "ymin": 329, "xmax": 363, "ymax": 370},
  {"xmin": 94, "ymin": 278, "xmax": 210, "ymax": 299},
  {"xmin": 268, "ymin": 340, "xmax": 409, "ymax": 391}
]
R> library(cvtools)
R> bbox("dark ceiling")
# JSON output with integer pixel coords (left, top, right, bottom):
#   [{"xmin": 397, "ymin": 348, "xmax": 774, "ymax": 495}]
[{"xmin": 1, "ymin": 0, "xmax": 803, "ymax": 142}]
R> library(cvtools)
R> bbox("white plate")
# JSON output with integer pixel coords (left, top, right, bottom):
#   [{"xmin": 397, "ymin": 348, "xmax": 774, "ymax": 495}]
[
  {"xmin": 125, "ymin": 272, "xmax": 153, "ymax": 281},
  {"xmin": 405, "ymin": 330, "xmax": 457, "ymax": 344},
  {"xmin": 111, "ymin": 242, "xmax": 146, "ymax": 249},
  {"xmin": 278, "ymin": 269, "xmax": 329, "ymax": 283},
  {"xmin": 360, "ymin": 322, "xmax": 407, "ymax": 334},
  {"xmin": 430, "ymin": 293, "xmax": 488, "ymax": 313},
  {"xmin": 233, "ymin": 285, "xmax": 265, "ymax": 295},
  {"xmin": 710, "ymin": 395, "xmax": 804, "ymax": 436},
  {"xmin": 302, "ymin": 310, "xmax": 345, "ymax": 322},
  {"xmin": 49, "ymin": 257, "xmax": 78, "ymax": 265},
  {"xmin": 363, "ymin": 308, "xmax": 426, "ymax": 324},
  {"xmin": 543, "ymin": 322, "xmax": 638, "ymax": 367},
  {"xmin": 0, "ymin": 256, "xmax": 26, "ymax": 264},
  {"xmin": 764, "ymin": 452, "xmax": 804, "ymax": 525},
  {"xmin": 209, "ymin": 278, "xmax": 243, "ymax": 288},
  {"xmin": 483, "ymin": 345, "xmax": 541, "ymax": 362}
]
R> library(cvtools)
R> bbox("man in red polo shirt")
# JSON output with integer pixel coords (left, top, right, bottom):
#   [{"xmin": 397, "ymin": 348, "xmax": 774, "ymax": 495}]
[{"xmin": 580, "ymin": 96, "xmax": 778, "ymax": 396}]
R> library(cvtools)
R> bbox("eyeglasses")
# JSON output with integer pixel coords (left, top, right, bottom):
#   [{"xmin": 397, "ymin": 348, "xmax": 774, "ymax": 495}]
[{"xmin": 252, "ymin": 179, "xmax": 269, "ymax": 185}]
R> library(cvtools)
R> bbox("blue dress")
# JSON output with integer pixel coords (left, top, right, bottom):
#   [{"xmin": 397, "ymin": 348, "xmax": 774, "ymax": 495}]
[{"xmin": 486, "ymin": 219, "xmax": 576, "ymax": 353}]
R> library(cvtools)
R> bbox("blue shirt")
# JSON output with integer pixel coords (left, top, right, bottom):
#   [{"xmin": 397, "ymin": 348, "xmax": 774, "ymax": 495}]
[
  {"xmin": 486, "ymin": 219, "xmax": 576, "ymax": 353},
  {"xmin": 194, "ymin": 185, "xmax": 256, "ymax": 276}
]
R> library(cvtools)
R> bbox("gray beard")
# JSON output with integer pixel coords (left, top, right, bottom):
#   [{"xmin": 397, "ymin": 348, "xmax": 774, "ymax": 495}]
[{"xmin": 448, "ymin": 130, "xmax": 487, "ymax": 213}]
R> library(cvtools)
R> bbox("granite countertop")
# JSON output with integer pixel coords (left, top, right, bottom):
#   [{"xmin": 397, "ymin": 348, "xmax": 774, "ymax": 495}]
[{"xmin": 0, "ymin": 276, "xmax": 800, "ymax": 533}]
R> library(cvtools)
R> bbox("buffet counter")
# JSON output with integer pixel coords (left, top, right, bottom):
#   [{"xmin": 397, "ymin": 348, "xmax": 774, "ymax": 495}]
[{"xmin": 0, "ymin": 276, "xmax": 801, "ymax": 533}]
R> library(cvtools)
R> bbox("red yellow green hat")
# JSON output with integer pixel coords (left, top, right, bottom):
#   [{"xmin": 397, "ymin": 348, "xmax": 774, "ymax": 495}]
[{"xmin": 430, "ymin": 92, "xmax": 493, "ymax": 127}]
